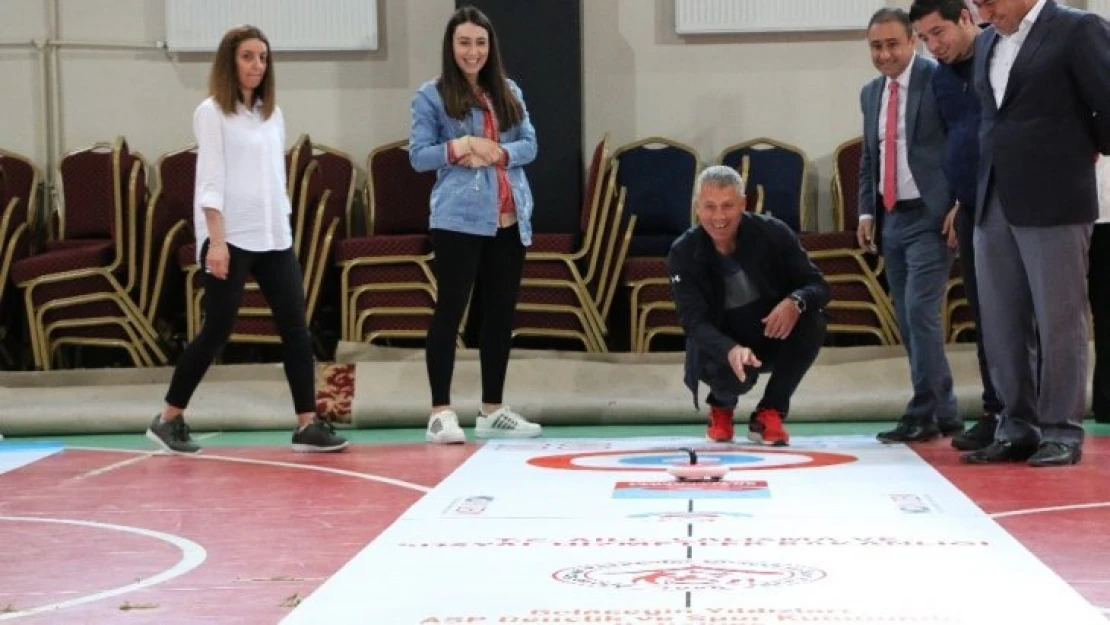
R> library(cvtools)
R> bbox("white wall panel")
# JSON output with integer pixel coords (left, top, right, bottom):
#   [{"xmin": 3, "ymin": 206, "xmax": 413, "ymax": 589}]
[
  {"xmin": 165, "ymin": 0, "xmax": 378, "ymax": 51},
  {"xmin": 676, "ymin": 0, "xmax": 887, "ymax": 34}
]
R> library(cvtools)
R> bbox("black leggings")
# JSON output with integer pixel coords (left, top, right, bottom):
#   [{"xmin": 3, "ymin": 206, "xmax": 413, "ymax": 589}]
[
  {"xmin": 165, "ymin": 240, "xmax": 316, "ymax": 414},
  {"xmin": 427, "ymin": 225, "xmax": 526, "ymax": 406}
]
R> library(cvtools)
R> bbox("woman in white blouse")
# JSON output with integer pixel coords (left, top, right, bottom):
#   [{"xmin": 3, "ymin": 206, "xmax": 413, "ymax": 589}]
[{"xmin": 146, "ymin": 25, "xmax": 348, "ymax": 455}]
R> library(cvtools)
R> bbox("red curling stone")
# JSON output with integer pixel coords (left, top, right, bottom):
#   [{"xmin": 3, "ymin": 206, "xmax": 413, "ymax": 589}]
[
  {"xmin": 667, "ymin": 464, "xmax": 729, "ymax": 481},
  {"xmin": 666, "ymin": 447, "xmax": 729, "ymax": 482}
]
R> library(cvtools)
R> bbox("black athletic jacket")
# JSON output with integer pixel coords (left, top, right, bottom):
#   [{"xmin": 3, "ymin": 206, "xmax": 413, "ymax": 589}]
[{"xmin": 665, "ymin": 213, "xmax": 830, "ymax": 407}]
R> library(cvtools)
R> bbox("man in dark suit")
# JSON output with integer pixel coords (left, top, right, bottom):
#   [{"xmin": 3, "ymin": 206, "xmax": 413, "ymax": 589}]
[
  {"xmin": 965, "ymin": 0, "xmax": 1110, "ymax": 466},
  {"xmin": 856, "ymin": 8, "xmax": 962, "ymax": 444},
  {"xmin": 910, "ymin": 0, "xmax": 1001, "ymax": 452}
]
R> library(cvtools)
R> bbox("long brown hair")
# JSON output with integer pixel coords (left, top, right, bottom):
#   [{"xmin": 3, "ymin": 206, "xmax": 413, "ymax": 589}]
[
  {"xmin": 208, "ymin": 25, "xmax": 276, "ymax": 119},
  {"xmin": 437, "ymin": 6, "xmax": 523, "ymax": 128}
]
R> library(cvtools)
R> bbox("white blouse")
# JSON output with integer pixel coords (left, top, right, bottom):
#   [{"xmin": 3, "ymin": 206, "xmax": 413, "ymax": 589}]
[{"xmin": 192, "ymin": 97, "xmax": 292, "ymax": 260}]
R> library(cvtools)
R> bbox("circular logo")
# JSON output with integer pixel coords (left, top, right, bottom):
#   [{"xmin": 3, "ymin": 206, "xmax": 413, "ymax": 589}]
[
  {"xmin": 551, "ymin": 559, "xmax": 826, "ymax": 591},
  {"xmin": 528, "ymin": 447, "xmax": 856, "ymax": 472}
]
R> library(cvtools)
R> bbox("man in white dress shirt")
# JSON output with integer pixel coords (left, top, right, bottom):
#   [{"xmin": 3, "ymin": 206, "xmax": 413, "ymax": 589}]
[
  {"xmin": 857, "ymin": 8, "xmax": 962, "ymax": 444},
  {"xmin": 963, "ymin": 0, "xmax": 1110, "ymax": 466}
]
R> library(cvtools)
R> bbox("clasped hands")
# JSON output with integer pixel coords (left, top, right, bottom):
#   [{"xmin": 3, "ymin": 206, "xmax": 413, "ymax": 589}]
[{"xmin": 452, "ymin": 136, "xmax": 503, "ymax": 168}]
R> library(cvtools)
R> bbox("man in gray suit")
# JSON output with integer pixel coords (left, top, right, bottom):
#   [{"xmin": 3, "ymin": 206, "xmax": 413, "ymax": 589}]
[
  {"xmin": 857, "ymin": 8, "xmax": 962, "ymax": 444},
  {"xmin": 964, "ymin": 0, "xmax": 1110, "ymax": 466}
]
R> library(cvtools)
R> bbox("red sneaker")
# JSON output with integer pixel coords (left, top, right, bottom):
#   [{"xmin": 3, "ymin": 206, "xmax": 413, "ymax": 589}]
[
  {"xmin": 706, "ymin": 406, "xmax": 735, "ymax": 442},
  {"xmin": 748, "ymin": 408, "xmax": 789, "ymax": 446}
]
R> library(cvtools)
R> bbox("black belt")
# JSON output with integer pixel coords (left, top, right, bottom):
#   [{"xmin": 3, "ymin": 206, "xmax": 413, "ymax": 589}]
[{"xmin": 877, "ymin": 195, "xmax": 925, "ymax": 212}]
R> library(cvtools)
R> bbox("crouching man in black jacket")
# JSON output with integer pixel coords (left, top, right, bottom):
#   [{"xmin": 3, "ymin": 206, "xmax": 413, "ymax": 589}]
[{"xmin": 667, "ymin": 166, "xmax": 830, "ymax": 446}]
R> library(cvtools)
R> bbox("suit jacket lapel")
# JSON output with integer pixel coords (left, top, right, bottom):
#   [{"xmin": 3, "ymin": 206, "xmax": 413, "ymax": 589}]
[
  {"xmin": 870, "ymin": 79, "xmax": 883, "ymax": 146},
  {"xmin": 906, "ymin": 57, "xmax": 926, "ymax": 142},
  {"xmin": 979, "ymin": 29, "xmax": 1000, "ymax": 114},
  {"xmin": 868, "ymin": 79, "xmax": 884, "ymax": 192},
  {"xmin": 1000, "ymin": 0, "xmax": 1057, "ymax": 110}
]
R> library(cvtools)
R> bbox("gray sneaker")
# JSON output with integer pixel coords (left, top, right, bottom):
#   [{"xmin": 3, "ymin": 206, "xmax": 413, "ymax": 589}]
[
  {"xmin": 292, "ymin": 418, "xmax": 349, "ymax": 453},
  {"xmin": 146, "ymin": 414, "xmax": 201, "ymax": 455}
]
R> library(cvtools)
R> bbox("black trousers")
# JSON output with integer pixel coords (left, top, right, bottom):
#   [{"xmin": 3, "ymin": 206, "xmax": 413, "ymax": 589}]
[
  {"xmin": 956, "ymin": 205, "xmax": 1003, "ymax": 415},
  {"xmin": 1090, "ymin": 222, "xmax": 1110, "ymax": 419},
  {"xmin": 165, "ymin": 240, "xmax": 316, "ymax": 414},
  {"xmin": 426, "ymin": 225, "xmax": 526, "ymax": 407},
  {"xmin": 700, "ymin": 311, "xmax": 826, "ymax": 414}
]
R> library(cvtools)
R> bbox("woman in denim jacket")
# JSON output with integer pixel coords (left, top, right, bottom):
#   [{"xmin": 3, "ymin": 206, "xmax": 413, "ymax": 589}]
[{"xmin": 409, "ymin": 5, "xmax": 542, "ymax": 444}]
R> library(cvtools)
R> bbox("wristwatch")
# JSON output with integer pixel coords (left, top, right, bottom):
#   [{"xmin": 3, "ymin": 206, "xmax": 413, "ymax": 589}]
[{"xmin": 789, "ymin": 294, "xmax": 806, "ymax": 314}]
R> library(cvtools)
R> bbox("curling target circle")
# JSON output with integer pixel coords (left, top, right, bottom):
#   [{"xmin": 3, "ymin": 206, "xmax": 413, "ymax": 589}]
[{"xmin": 527, "ymin": 446, "xmax": 856, "ymax": 472}]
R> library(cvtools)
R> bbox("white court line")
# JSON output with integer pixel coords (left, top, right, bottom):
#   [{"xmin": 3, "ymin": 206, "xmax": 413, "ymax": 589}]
[
  {"xmin": 990, "ymin": 501, "xmax": 1110, "ymax": 519},
  {"xmin": 193, "ymin": 432, "xmax": 222, "ymax": 441},
  {"xmin": 66, "ymin": 446, "xmax": 431, "ymax": 493},
  {"xmin": 0, "ymin": 516, "xmax": 207, "ymax": 621},
  {"xmin": 70, "ymin": 454, "xmax": 153, "ymax": 481},
  {"xmin": 189, "ymin": 454, "xmax": 433, "ymax": 492}
]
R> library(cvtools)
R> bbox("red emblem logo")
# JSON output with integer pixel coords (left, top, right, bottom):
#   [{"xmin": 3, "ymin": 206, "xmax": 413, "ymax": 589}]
[{"xmin": 551, "ymin": 559, "xmax": 826, "ymax": 591}]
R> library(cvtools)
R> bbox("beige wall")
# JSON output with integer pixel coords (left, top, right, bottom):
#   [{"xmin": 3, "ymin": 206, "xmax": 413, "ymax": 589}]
[
  {"xmin": 0, "ymin": 0, "xmax": 49, "ymax": 165},
  {"xmin": 0, "ymin": 0, "xmax": 451, "ymax": 176},
  {"xmin": 0, "ymin": 0, "xmax": 1091, "ymax": 230},
  {"xmin": 585, "ymin": 0, "xmax": 912, "ymax": 229}
]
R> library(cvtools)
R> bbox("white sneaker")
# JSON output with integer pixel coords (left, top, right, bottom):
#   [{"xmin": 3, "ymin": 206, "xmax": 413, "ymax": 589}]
[
  {"xmin": 426, "ymin": 410, "xmax": 466, "ymax": 444},
  {"xmin": 475, "ymin": 406, "xmax": 542, "ymax": 439}
]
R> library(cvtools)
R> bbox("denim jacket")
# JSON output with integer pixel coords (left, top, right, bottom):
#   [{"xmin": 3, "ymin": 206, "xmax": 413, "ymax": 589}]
[{"xmin": 409, "ymin": 78, "xmax": 538, "ymax": 245}]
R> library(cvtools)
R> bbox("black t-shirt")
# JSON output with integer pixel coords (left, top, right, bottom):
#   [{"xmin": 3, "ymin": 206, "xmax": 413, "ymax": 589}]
[{"xmin": 715, "ymin": 252, "xmax": 775, "ymax": 346}]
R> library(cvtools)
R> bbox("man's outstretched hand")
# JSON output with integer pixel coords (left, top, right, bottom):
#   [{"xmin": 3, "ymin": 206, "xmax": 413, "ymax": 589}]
[{"xmin": 728, "ymin": 345, "xmax": 762, "ymax": 382}]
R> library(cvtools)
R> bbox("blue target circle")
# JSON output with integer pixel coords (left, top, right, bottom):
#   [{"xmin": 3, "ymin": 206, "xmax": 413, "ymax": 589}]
[{"xmin": 618, "ymin": 453, "xmax": 764, "ymax": 466}]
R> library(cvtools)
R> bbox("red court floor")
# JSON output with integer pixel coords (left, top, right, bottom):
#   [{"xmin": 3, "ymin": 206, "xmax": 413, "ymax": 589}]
[{"xmin": 0, "ymin": 437, "xmax": 1107, "ymax": 624}]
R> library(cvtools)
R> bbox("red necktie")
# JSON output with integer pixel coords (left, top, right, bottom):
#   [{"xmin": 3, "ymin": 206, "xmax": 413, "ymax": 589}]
[{"xmin": 882, "ymin": 81, "xmax": 899, "ymax": 212}]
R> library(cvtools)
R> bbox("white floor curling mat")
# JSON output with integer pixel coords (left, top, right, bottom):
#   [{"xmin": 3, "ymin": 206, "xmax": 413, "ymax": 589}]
[{"xmin": 283, "ymin": 436, "xmax": 1105, "ymax": 624}]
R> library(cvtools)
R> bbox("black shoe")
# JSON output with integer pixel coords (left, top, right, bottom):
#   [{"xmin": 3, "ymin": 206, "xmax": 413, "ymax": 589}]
[
  {"xmin": 961, "ymin": 439, "xmax": 1037, "ymax": 464},
  {"xmin": 938, "ymin": 418, "xmax": 965, "ymax": 437},
  {"xmin": 951, "ymin": 413, "xmax": 998, "ymax": 451},
  {"xmin": 292, "ymin": 417, "xmax": 350, "ymax": 453},
  {"xmin": 1027, "ymin": 441, "xmax": 1082, "ymax": 467},
  {"xmin": 145, "ymin": 414, "xmax": 200, "ymax": 455},
  {"xmin": 876, "ymin": 419, "xmax": 940, "ymax": 444}
]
